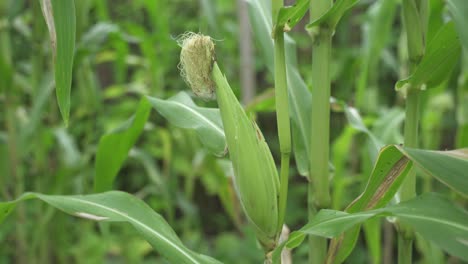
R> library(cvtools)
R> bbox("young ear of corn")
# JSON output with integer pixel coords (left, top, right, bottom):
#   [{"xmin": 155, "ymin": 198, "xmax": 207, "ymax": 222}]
[
  {"xmin": 212, "ymin": 62, "xmax": 280, "ymax": 252},
  {"xmin": 179, "ymin": 33, "xmax": 280, "ymax": 253}
]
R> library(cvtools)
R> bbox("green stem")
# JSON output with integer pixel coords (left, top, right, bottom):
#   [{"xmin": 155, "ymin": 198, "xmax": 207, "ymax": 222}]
[
  {"xmin": 404, "ymin": 91, "xmax": 421, "ymax": 146},
  {"xmin": 308, "ymin": 185, "xmax": 327, "ymax": 263},
  {"xmin": 397, "ymin": 89, "xmax": 420, "ymax": 264},
  {"xmin": 310, "ymin": 28, "xmax": 332, "ymax": 210},
  {"xmin": 309, "ymin": 0, "xmax": 333, "ymax": 261},
  {"xmin": 272, "ymin": 0, "xmax": 291, "ymax": 238},
  {"xmin": 272, "ymin": 11, "xmax": 291, "ymax": 234},
  {"xmin": 400, "ymin": 89, "xmax": 420, "ymax": 201},
  {"xmin": 278, "ymin": 152, "xmax": 290, "ymax": 233},
  {"xmin": 398, "ymin": 0, "xmax": 426, "ymax": 262}
]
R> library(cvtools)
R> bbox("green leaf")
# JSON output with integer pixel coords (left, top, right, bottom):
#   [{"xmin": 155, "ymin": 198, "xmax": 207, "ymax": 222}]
[
  {"xmin": 348, "ymin": 145, "xmax": 412, "ymax": 212},
  {"xmin": 447, "ymin": 0, "xmax": 468, "ymax": 51},
  {"xmin": 41, "ymin": 0, "xmax": 76, "ymax": 125},
  {"xmin": 94, "ymin": 97, "xmax": 151, "ymax": 192},
  {"xmin": 402, "ymin": 0, "xmax": 424, "ymax": 61},
  {"xmin": 271, "ymin": 241, "xmax": 286, "ymax": 264},
  {"xmin": 287, "ymin": 67, "xmax": 313, "ymax": 177},
  {"xmin": 396, "ymin": 22, "xmax": 462, "ymax": 91},
  {"xmin": 0, "ymin": 191, "xmax": 222, "ymax": 264},
  {"xmin": 330, "ymin": 145, "xmax": 468, "ymax": 262},
  {"xmin": 246, "ymin": 0, "xmax": 274, "ymax": 69},
  {"xmin": 383, "ymin": 194, "xmax": 468, "ymax": 261},
  {"xmin": 287, "ymin": 193, "xmax": 468, "ymax": 262},
  {"xmin": 397, "ymin": 146, "xmax": 468, "ymax": 197},
  {"xmin": 330, "ymin": 145, "xmax": 412, "ymax": 263},
  {"xmin": 54, "ymin": 127, "xmax": 81, "ymax": 168},
  {"xmin": 147, "ymin": 92, "xmax": 226, "ymax": 156},
  {"xmin": 306, "ymin": 0, "xmax": 360, "ymax": 30},
  {"xmin": 276, "ymin": 0, "xmax": 310, "ymax": 31}
]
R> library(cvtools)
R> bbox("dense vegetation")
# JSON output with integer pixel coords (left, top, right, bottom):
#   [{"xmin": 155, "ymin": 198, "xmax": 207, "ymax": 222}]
[{"xmin": 1, "ymin": 0, "xmax": 467, "ymax": 263}]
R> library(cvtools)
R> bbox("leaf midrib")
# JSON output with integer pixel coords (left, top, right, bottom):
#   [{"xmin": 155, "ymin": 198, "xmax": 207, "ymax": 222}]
[
  {"xmin": 67, "ymin": 197, "xmax": 201, "ymax": 264},
  {"xmin": 153, "ymin": 97, "xmax": 225, "ymax": 137},
  {"xmin": 302, "ymin": 210, "xmax": 468, "ymax": 235}
]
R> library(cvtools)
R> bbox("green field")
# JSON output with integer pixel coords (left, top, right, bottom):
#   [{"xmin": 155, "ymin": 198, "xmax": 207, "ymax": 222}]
[{"xmin": 1, "ymin": 0, "xmax": 467, "ymax": 263}]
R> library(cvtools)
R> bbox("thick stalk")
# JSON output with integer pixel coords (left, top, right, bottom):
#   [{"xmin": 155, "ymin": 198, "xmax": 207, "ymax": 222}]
[
  {"xmin": 398, "ymin": 89, "xmax": 420, "ymax": 264},
  {"xmin": 308, "ymin": 185, "xmax": 327, "ymax": 263},
  {"xmin": 310, "ymin": 28, "xmax": 332, "ymax": 211},
  {"xmin": 398, "ymin": 0, "xmax": 426, "ymax": 263},
  {"xmin": 309, "ymin": 0, "xmax": 333, "ymax": 262},
  {"xmin": 401, "ymin": 89, "xmax": 420, "ymax": 196},
  {"xmin": 272, "ymin": 0, "xmax": 291, "ymax": 235}
]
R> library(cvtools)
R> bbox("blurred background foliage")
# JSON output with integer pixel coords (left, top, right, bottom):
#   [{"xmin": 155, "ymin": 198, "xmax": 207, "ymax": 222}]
[{"xmin": 0, "ymin": 0, "xmax": 466, "ymax": 263}]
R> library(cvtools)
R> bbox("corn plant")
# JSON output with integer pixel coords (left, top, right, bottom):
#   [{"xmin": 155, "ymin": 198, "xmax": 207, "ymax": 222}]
[{"xmin": 1, "ymin": 0, "xmax": 468, "ymax": 263}]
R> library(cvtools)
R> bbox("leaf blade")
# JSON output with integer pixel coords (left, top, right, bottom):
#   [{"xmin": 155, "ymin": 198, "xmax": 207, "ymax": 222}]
[
  {"xmin": 277, "ymin": 0, "xmax": 310, "ymax": 31},
  {"xmin": 288, "ymin": 193, "xmax": 468, "ymax": 261},
  {"xmin": 94, "ymin": 97, "xmax": 151, "ymax": 192},
  {"xmin": 398, "ymin": 147, "xmax": 468, "ymax": 197},
  {"xmin": 48, "ymin": 0, "xmax": 76, "ymax": 125},
  {"xmin": 395, "ymin": 22, "xmax": 462, "ymax": 91},
  {"xmin": 330, "ymin": 145, "xmax": 468, "ymax": 262},
  {"xmin": 446, "ymin": 0, "xmax": 468, "ymax": 51},
  {"xmin": 147, "ymin": 92, "xmax": 226, "ymax": 156},
  {"xmin": 306, "ymin": 0, "xmax": 360, "ymax": 30},
  {"xmin": 0, "ymin": 191, "xmax": 222, "ymax": 264}
]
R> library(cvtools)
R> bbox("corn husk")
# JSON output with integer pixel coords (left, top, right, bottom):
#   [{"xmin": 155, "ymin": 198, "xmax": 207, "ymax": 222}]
[
  {"xmin": 212, "ymin": 62, "xmax": 280, "ymax": 251},
  {"xmin": 179, "ymin": 33, "xmax": 280, "ymax": 251}
]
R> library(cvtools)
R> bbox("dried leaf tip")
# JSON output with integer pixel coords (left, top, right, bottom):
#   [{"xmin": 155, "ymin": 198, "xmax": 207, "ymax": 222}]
[{"xmin": 178, "ymin": 32, "xmax": 216, "ymax": 100}]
